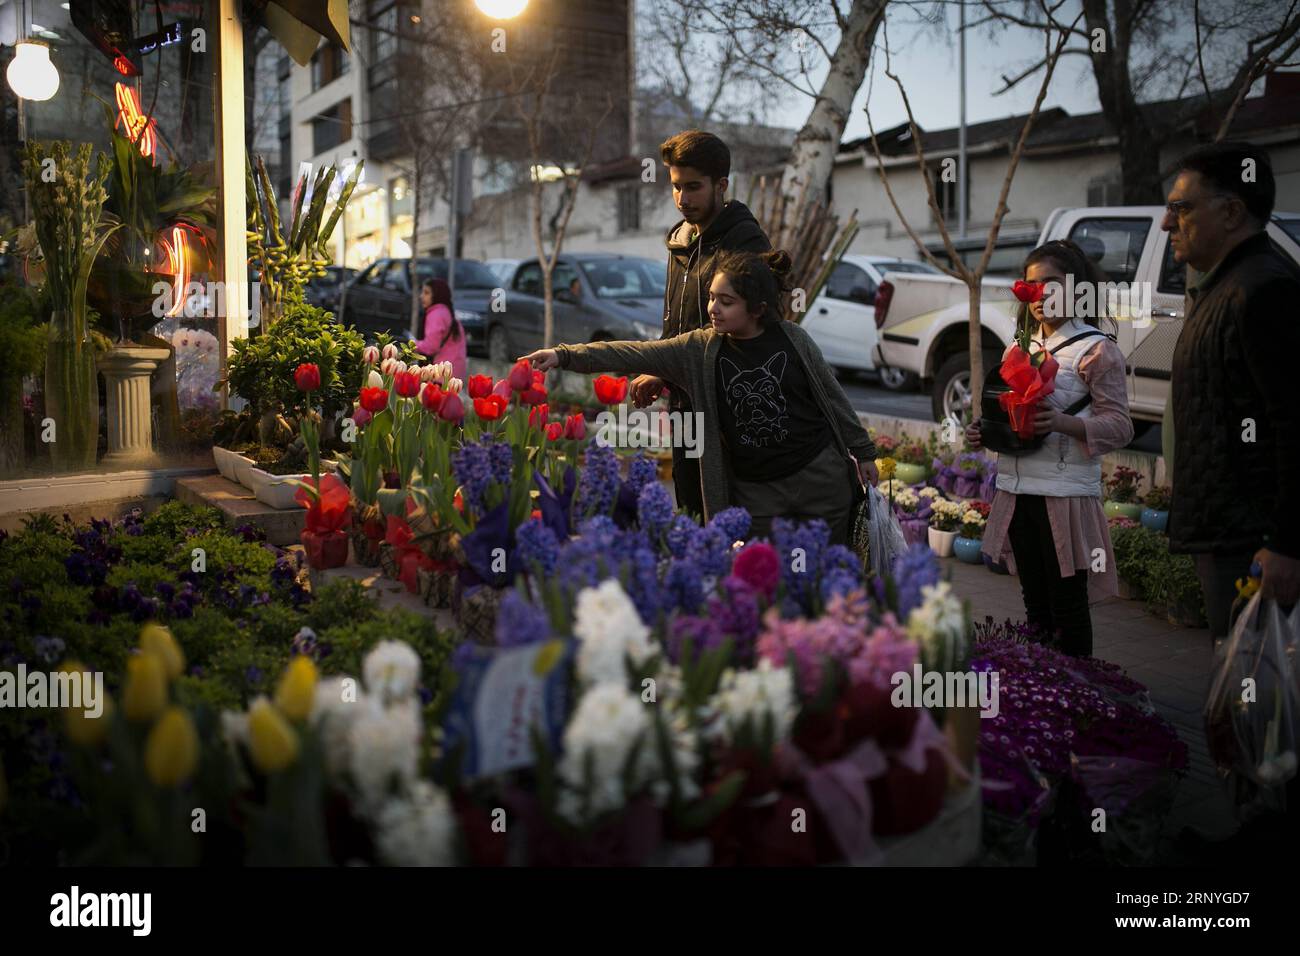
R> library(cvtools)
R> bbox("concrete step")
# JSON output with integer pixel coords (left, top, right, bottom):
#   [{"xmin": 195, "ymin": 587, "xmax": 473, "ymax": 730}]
[{"xmin": 175, "ymin": 474, "xmax": 306, "ymax": 546}]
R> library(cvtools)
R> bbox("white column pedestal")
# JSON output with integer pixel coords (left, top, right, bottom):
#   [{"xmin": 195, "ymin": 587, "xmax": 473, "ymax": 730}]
[{"xmin": 98, "ymin": 347, "xmax": 171, "ymax": 467}]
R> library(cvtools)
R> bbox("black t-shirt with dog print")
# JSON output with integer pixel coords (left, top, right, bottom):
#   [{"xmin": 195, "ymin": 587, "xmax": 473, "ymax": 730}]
[{"xmin": 714, "ymin": 323, "xmax": 830, "ymax": 482}]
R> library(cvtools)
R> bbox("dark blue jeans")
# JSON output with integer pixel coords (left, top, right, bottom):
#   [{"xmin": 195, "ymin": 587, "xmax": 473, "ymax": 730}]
[{"xmin": 1007, "ymin": 493, "xmax": 1092, "ymax": 656}]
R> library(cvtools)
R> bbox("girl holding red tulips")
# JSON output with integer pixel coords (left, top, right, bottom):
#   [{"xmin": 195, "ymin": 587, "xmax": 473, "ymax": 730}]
[
  {"xmin": 520, "ymin": 250, "xmax": 877, "ymax": 544},
  {"xmin": 965, "ymin": 239, "xmax": 1134, "ymax": 657}
]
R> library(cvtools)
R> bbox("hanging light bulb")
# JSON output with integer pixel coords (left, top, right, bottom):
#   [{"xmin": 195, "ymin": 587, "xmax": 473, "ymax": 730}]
[{"xmin": 6, "ymin": 40, "xmax": 60, "ymax": 102}]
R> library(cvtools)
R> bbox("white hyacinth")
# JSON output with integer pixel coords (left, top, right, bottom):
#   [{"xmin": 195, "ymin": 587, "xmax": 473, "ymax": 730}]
[
  {"xmin": 373, "ymin": 781, "xmax": 457, "ymax": 866},
  {"xmin": 711, "ymin": 659, "xmax": 797, "ymax": 746},
  {"xmin": 347, "ymin": 698, "xmax": 422, "ymax": 813},
  {"xmin": 556, "ymin": 683, "xmax": 655, "ymax": 823},
  {"xmin": 573, "ymin": 579, "xmax": 657, "ymax": 686},
  {"xmin": 905, "ymin": 581, "xmax": 968, "ymax": 672},
  {"xmin": 311, "ymin": 676, "xmax": 366, "ymax": 777},
  {"xmin": 363, "ymin": 640, "xmax": 421, "ymax": 705}
]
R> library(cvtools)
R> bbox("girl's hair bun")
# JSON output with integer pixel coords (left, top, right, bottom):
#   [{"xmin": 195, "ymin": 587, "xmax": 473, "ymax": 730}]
[{"xmin": 763, "ymin": 249, "xmax": 793, "ymax": 279}]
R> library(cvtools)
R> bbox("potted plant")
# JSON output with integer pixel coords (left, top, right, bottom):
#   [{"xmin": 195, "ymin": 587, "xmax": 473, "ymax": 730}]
[
  {"xmin": 1103, "ymin": 465, "xmax": 1144, "ymax": 520},
  {"xmin": 1147, "ymin": 549, "xmax": 1207, "ymax": 628},
  {"xmin": 927, "ymin": 498, "xmax": 963, "ymax": 557},
  {"xmin": 1141, "ymin": 485, "xmax": 1171, "ymax": 532},
  {"xmin": 22, "ymin": 141, "xmax": 119, "ymax": 472},
  {"xmin": 890, "ymin": 486, "xmax": 929, "ymax": 547},
  {"xmin": 954, "ymin": 501, "xmax": 989, "ymax": 564},
  {"xmin": 893, "ymin": 438, "xmax": 929, "ymax": 485},
  {"xmin": 0, "ymin": 282, "xmax": 46, "ymax": 474}
]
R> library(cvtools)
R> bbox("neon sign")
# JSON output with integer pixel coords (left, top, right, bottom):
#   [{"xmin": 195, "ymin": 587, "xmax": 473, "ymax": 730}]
[
  {"xmin": 115, "ymin": 82, "xmax": 156, "ymax": 159},
  {"xmin": 158, "ymin": 225, "xmax": 192, "ymax": 317}
]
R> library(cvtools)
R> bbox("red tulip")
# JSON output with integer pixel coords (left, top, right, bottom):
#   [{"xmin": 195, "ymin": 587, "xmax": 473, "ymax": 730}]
[
  {"xmin": 545, "ymin": 422, "xmax": 563, "ymax": 441},
  {"xmin": 491, "ymin": 377, "xmax": 513, "ymax": 402},
  {"xmin": 508, "ymin": 358, "xmax": 534, "ymax": 392},
  {"xmin": 528, "ymin": 404, "xmax": 549, "ymax": 429},
  {"xmin": 420, "ymin": 383, "xmax": 446, "ymax": 413},
  {"xmin": 294, "ymin": 362, "xmax": 321, "ymax": 392},
  {"xmin": 593, "ymin": 374, "xmax": 628, "ymax": 404},
  {"xmin": 454, "ymin": 489, "xmax": 465, "ymax": 512},
  {"xmin": 350, "ymin": 406, "xmax": 372, "ymax": 428},
  {"xmin": 439, "ymin": 390, "xmax": 465, "ymax": 423},
  {"xmin": 468, "ymin": 374, "xmax": 494, "ymax": 399},
  {"xmin": 1012, "ymin": 280, "xmax": 1045, "ymax": 303},
  {"xmin": 521, "ymin": 383, "xmax": 548, "ymax": 406},
  {"xmin": 530, "ymin": 509, "xmax": 542, "ymax": 522},
  {"xmin": 359, "ymin": 387, "xmax": 389, "ymax": 413},
  {"xmin": 394, "ymin": 370, "xmax": 421, "ymax": 397},
  {"xmin": 563, "ymin": 413, "xmax": 586, "ymax": 440},
  {"xmin": 474, "ymin": 395, "xmax": 508, "ymax": 420}
]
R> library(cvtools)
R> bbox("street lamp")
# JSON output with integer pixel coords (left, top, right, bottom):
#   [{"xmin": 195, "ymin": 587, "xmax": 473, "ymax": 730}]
[
  {"xmin": 6, "ymin": 38, "xmax": 60, "ymax": 101},
  {"xmin": 474, "ymin": 0, "xmax": 528, "ymax": 18}
]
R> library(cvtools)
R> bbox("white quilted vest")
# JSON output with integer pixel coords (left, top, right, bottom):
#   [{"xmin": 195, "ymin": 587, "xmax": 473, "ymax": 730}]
[{"xmin": 995, "ymin": 319, "xmax": 1110, "ymax": 498}]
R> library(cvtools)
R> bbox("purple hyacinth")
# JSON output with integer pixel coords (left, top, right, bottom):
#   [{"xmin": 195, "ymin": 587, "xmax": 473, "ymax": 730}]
[
  {"xmin": 890, "ymin": 542, "xmax": 942, "ymax": 618},
  {"xmin": 488, "ymin": 438, "xmax": 514, "ymax": 486},
  {"xmin": 577, "ymin": 444, "xmax": 620, "ymax": 517},
  {"xmin": 637, "ymin": 481, "xmax": 675, "ymax": 541},
  {"xmin": 665, "ymin": 514, "xmax": 699, "ymax": 558},
  {"xmin": 663, "ymin": 557, "xmax": 705, "ymax": 614},
  {"xmin": 516, "ymin": 518, "xmax": 560, "ymax": 575},
  {"xmin": 685, "ymin": 523, "xmax": 732, "ymax": 579},
  {"xmin": 710, "ymin": 507, "xmax": 752, "ymax": 543},
  {"xmin": 625, "ymin": 452, "xmax": 658, "ymax": 496},
  {"xmin": 494, "ymin": 589, "xmax": 552, "ymax": 647},
  {"xmin": 453, "ymin": 441, "xmax": 494, "ymax": 514}
]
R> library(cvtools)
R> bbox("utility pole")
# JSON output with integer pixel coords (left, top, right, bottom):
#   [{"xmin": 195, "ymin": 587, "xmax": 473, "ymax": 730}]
[{"xmin": 958, "ymin": 0, "xmax": 967, "ymax": 239}]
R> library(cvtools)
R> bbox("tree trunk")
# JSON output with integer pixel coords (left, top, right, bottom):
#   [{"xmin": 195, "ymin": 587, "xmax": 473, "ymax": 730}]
[
  {"xmin": 410, "ymin": 164, "xmax": 423, "ymax": 341},
  {"xmin": 779, "ymin": 0, "xmax": 885, "ymax": 204},
  {"xmin": 1118, "ymin": 129, "xmax": 1166, "ymax": 204},
  {"xmin": 968, "ymin": 281, "xmax": 983, "ymax": 421}
]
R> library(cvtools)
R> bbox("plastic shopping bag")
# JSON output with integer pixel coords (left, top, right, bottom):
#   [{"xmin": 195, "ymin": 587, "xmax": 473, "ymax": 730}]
[
  {"xmin": 857, "ymin": 483, "xmax": 908, "ymax": 580},
  {"xmin": 1204, "ymin": 593, "xmax": 1300, "ymax": 802}
]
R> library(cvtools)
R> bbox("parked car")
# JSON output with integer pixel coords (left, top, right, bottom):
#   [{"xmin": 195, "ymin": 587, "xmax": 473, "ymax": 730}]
[
  {"xmin": 873, "ymin": 205, "xmax": 1300, "ymax": 424},
  {"xmin": 304, "ymin": 265, "xmax": 357, "ymax": 315},
  {"xmin": 485, "ymin": 258, "xmax": 521, "ymax": 285},
  {"xmin": 338, "ymin": 257, "xmax": 499, "ymax": 355},
  {"xmin": 485, "ymin": 253, "xmax": 665, "ymax": 362},
  {"xmin": 801, "ymin": 254, "xmax": 940, "ymax": 390}
]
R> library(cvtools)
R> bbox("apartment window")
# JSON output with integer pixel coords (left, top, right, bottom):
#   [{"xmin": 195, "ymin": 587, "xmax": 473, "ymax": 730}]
[
  {"xmin": 616, "ymin": 185, "xmax": 640, "ymax": 233},
  {"xmin": 372, "ymin": 4, "xmax": 399, "ymax": 62},
  {"xmin": 312, "ymin": 43, "xmax": 350, "ymax": 91},
  {"xmin": 312, "ymin": 99, "xmax": 353, "ymax": 155},
  {"xmin": 931, "ymin": 160, "xmax": 970, "ymax": 224}
]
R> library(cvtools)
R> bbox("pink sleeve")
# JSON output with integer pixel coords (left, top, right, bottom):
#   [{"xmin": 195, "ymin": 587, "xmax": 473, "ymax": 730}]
[
  {"xmin": 416, "ymin": 304, "xmax": 452, "ymax": 355},
  {"xmin": 1076, "ymin": 339, "xmax": 1134, "ymax": 458}
]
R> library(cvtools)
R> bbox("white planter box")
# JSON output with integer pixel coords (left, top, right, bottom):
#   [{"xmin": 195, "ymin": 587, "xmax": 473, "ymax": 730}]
[
  {"xmin": 212, "ymin": 446, "xmax": 255, "ymax": 484},
  {"xmin": 248, "ymin": 461, "xmax": 338, "ymax": 511}
]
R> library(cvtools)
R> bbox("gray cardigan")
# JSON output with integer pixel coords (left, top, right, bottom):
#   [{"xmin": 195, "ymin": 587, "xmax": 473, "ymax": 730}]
[{"xmin": 555, "ymin": 320, "xmax": 876, "ymax": 521}]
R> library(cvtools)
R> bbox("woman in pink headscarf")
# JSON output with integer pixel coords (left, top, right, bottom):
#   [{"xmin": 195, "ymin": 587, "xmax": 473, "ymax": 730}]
[{"xmin": 415, "ymin": 278, "xmax": 467, "ymax": 380}]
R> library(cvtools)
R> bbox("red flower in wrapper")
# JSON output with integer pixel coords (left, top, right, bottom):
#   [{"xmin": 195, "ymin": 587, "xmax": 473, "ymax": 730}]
[
  {"xmin": 545, "ymin": 421, "xmax": 563, "ymax": 441},
  {"xmin": 439, "ymin": 391, "xmax": 465, "ymax": 423},
  {"xmin": 467, "ymin": 374, "xmax": 494, "ymax": 399},
  {"xmin": 508, "ymin": 359, "xmax": 533, "ymax": 392},
  {"xmin": 359, "ymin": 387, "xmax": 389, "ymax": 413},
  {"xmin": 474, "ymin": 395, "xmax": 508, "ymax": 420},
  {"xmin": 420, "ymin": 383, "xmax": 446, "ymax": 413},
  {"xmin": 997, "ymin": 346, "xmax": 1059, "ymax": 439},
  {"xmin": 294, "ymin": 362, "xmax": 321, "ymax": 392},
  {"xmin": 528, "ymin": 404, "xmax": 549, "ymax": 428},
  {"xmin": 294, "ymin": 472, "xmax": 353, "ymax": 561},
  {"xmin": 1012, "ymin": 280, "xmax": 1045, "ymax": 303},
  {"xmin": 593, "ymin": 374, "xmax": 628, "ymax": 404},
  {"xmin": 394, "ymin": 370, "xmax": 421, "ymax": 397},
  {"xmin": 563, "ymin": 413, "xmax": 586, "ymax": 440}
]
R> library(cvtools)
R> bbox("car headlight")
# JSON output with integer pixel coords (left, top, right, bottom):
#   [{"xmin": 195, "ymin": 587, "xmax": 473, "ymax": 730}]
[
  {"xmin": 455, "ymin": 310, "xmax": 483, "ymax": 325},
  {"xmin": 631, "ymin": 321, "xmax": 661, "ymax": 340}
]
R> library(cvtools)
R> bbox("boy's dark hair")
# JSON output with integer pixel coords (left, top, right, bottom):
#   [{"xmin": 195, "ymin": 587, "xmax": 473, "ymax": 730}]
[
  {"xmin": 660, "ymin": 130, "xmax": 731, "ymax": 181},
  {"xmin": 1177, "ymin": 141, "xmax": 1275, "ymax": 223},
  {"xmin": 1017, "ymin": 239, "xmax": 1116, "ymax": 336},
  {"xmin": 713, "ymin": 249, "xmax": 793, "ymax": 329}
]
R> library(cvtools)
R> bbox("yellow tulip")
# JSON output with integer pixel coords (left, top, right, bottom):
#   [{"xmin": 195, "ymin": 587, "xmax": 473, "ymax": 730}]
[
  {"xmin": 274, "ymin": 656, "xmax": 318, "ymax": 722},
  {"xmin": 57, "ymin": 660, "xmax": 113, "ymax": 747},
  {"xmin": 139, "ymin": 623, "xmax": 185, "ymax": 680},
  {"xmin": 144, "ymin": 707, "xmax": 199, "ymax": 788},
  {"xmin": 123, "ymin": 653, "xmax": 168, "ymax": 723},
  {"xmin": 247, "ymin": 699, "xmax": 299, "ymax": 773}
]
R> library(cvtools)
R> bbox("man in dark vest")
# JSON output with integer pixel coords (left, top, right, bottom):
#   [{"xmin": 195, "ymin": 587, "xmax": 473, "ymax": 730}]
[{"xmin": 630, "ymin": 130, "xmax": 770, "ymax": 519}]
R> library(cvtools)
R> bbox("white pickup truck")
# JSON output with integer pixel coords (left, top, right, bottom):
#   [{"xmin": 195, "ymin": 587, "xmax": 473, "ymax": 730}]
[{"xmin": 872, "ymin": 206, "xmax": 1300, "ymax": 428}]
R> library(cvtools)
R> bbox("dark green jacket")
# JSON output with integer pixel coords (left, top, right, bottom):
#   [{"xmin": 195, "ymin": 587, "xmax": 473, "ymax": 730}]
[{"xmin": 556, "ymin": 320, "xmax": 875, "ymax": 521}]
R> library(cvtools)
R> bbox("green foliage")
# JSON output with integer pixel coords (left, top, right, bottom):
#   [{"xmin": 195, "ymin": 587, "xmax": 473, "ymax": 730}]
[
  {"xmin": 1110, "ymin": 523, "xmax": 1205, "ymax": 624},
  {"xmin": 180, "ymin": 530, "xmax": 277, "ymax": 584},
  {"xmin": 143, "ymin": 501, "xmax": 225, "ymax": 539},
  {"xmin": 0, "ymin": 282, "xmax": 46, "ymax": 389},
  {"xmin": 221, "ymin": 301, "xmax": 366, "ymax": 420}
]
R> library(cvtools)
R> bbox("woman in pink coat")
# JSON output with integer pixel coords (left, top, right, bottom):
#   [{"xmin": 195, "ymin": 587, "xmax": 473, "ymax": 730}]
[{"xmin": 415, "ymin": 278, "xmax": 467, "ymax": 380}]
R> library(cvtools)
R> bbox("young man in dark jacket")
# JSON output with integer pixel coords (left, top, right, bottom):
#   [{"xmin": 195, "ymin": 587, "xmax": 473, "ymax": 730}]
[
  {"xmin": 630, "ymin": 130, "xmax": 770, "ymax": 518},
  {"xmin": 1165, "ymin": 142, "xmax": 1300, "ymax": 636}
]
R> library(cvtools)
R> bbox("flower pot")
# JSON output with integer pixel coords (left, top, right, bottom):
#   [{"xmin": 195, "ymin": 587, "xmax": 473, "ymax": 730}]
[
  {"xmin": 212, "ymin": 445, "xmax": 253, "ymax": 483},
  {"xmin": 1117, "ymin": 577, "xmax": 1141, "ymax": 601},
  {"xmin": 982, "ymin": 551, "xmax": 1010, "ymax": 575},
  {"xmin": 45, "ymin": 308, "xmax": 99, "ymax": 472},
  {"xmin": 301, "ymin": 529, "xmax": 349, "ymax": 570},
  {"xmin": 899, "ymin": 514, "xmax": 930, "ymax": 547},
  {"xmin": 893, "ymin": 462, "xmax": 927, "ymax": 485},
  {"xmin": 928, "ymin": 526, "xmax": 957, "ymax": 557},
  {"xmin": 249, "ymin": 467, "xmax": 310, "ymax": 510},
  {"xmin": 1166, "ymin": 597, "xmax": 1206, "ymax": 628},
  {"xmin": 349, "ymin": 518, "xmax": 385, "ymax": 567},
  {"xmin": 1140, "ymin": 507, "xmax": 1169, "ymax": 532},
  {"xmin": 953, "ymin": 535, "xmax": 984, "ymax": 563},
  {"xmin": 1103, "ymin": 500, "xmax": 1142, "ymax": 521},
  {"xmin": 453, "ymin": 581, "xmax": 506, "ymax": 645},
  {"xmin": 97, "ymin": 346, "xmax": 169, "ymax": 467},
  {"xmin": 417, "ymin": 565, "xmax": 457, "ymax": 609}
]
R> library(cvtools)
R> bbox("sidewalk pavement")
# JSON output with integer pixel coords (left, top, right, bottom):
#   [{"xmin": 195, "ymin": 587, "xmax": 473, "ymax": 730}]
[{"xmin": 945, "ymin": 555, "xmax": 1241, "ymax": 856}]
